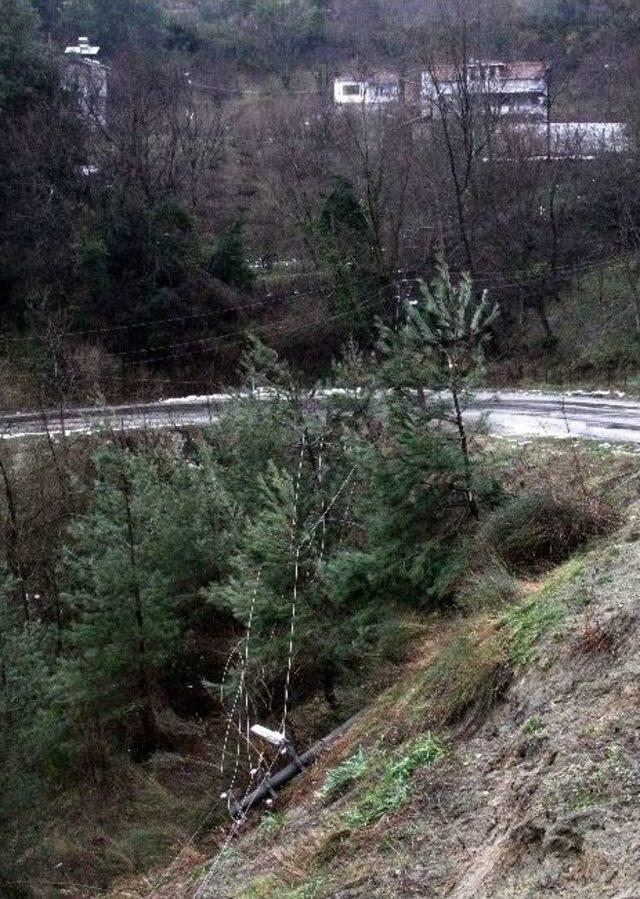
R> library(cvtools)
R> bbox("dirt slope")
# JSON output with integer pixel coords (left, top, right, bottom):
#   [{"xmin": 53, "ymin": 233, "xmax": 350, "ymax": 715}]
[{"xmin": 120, "ymin": 525, "xmax": 640, "ymax": 899}]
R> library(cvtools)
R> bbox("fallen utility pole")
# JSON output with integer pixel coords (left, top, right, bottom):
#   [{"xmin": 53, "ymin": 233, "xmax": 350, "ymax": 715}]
[{"xmin": 238, "ymin": 713, "xmax": 361, "ymax": 815}]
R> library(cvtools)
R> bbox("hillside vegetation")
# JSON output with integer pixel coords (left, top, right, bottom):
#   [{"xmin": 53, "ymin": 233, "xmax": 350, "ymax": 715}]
[
  {"xmin": 4, "ymin": 3, "xmax": 640, "ymax": 897},
  {"xmin": 0, "ymin": 270, "xmax": 628, "ymax": 894},
  {"xmin": 111, "ymin": 507, "xmax": 640, "ymax": 898}
]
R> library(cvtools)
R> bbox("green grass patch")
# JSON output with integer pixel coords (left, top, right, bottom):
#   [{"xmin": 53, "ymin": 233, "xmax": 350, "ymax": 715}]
[
  {"xmin": 343, "ymin": 734, "xmax": 445, "ymax": 829},
  {"xmin": 240, "ymin": 874, "xmax": 285, "ymax": 898},
  {"xmin": 319, "ymin": 747, "xmax": 369, "ymax": 800},
  {"xmin": 523, "ymin": 715, "xmax": 545, "ymax": 735},
  {"xmin": 501, "ymin": 594, "xmax": 566, "ymax": 666},
  {"xmin": 419, "ymin": 628, "xmax": 509, "ymax": 726},
  {"xmin": 257, "ymin": 811, "xmax": 286, "ymax": 836},
  {"xmin": 283, "ymin": 875, "xmax": 329, "ymax": 898}
]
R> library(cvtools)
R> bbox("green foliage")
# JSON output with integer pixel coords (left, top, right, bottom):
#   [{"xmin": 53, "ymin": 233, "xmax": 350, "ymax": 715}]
[
  {"xmin": 0, "ymin": 0, "xmax": 47, "ymax": 111},
  {"xmin": 59, "ymin": 0, "xmax": 166, "ymax": 54},
  {"xmin": 380, "ymin": 263, "xmax": 497, "ymax": 389},
  {"xmin": 387, "ymin": 733, "xmax": 445, "ymax": 780},
  {"xmin": 502, "ymin": 593, "xmax": 567, "ymax": 666},
  {"xmin": 457, "ymin": 564, "xmax": 522, "ymax": 613},
  {"xmin": 208, "ymin": 221, "xmax": 255, "ymax": 290},
  {"xmin": 212, "ymin": 454, "xmax": 396, "ymax": 706},
  {"xmin": 49, "ymin": 444, "xmax": 235, "ymax": 762},
  {"xmin": 420, "ymin": 632, "xmax": 508, "ymax": 725},
  {"xmin": 344, "ymin": 734, "xmax": 445, "ymax": 828},
  {"xmin": 328, "ymin": 406, "xmax": 474, "ymax": 607},
  {"xmin": 322, "ymin": 268, "xmax": 499, "ymax": 613},
  {"xmin": 320, "ymin": 746, "xmax": 369, "ymax": 799},
  {"xmin": 75, "ymin": 199, "xmax": 206, "ymax": 354},
  {"xmin": 0, "ymin": 576, "xmax": 50, "ymax": 816},
  {"xmin": 410, "ymin": 266, "xmax": 499, "ymax": 372},
  {"xmin": 206, "ymin": 0, "xmax": 327, "ymax": 83},
  {"xmin": 523, "ymin": 715, "xmax": 545, "ymax": 735},
  {"xmin": 316, "ymin": 176, "xmax": 381, "ymax": 338},
  {"xmin": 257, "ymin": 810, "xmax": 286, "ymax": 835},
  {"xmin": 205, "ymin": 338, "xmax": 405, "ymax": 709}
]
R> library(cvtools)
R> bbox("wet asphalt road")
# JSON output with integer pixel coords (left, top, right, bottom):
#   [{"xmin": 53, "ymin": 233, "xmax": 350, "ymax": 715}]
[{"xmin": 1, "ymin": 390, "xmax": 640, "ymax": 444}]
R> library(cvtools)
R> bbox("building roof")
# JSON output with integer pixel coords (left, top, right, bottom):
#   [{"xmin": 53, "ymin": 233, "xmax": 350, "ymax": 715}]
[
  {"xmin": 426, "ymin": 61, "xmax": 547, "ymax": 82},
  {"xmin": 65, "ymin": 37, "xmax": 100, "ymax": 57},
  {"xmin": 336, "ymin": 71, "xmax": 400, "ymax": 84}
]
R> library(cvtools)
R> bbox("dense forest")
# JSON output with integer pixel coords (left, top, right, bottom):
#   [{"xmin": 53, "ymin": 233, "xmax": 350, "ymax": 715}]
[{"xmin": 2, "ymin": 2, "xmax": 640, "ymax": 896}]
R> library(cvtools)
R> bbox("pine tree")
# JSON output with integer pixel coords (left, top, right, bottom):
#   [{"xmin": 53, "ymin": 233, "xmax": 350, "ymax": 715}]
[
  {"xmin": 208, "ymin": 221, "xmax": 255, "ymax": 290},
  {"xmin": 52, "ymin": 444, "xmax": 235, "ymax": 760},
  {"xmin": 382, "ymin": 262, "xmax": 499, "ymax": 518},
  {"xmin": 317, "ymin": 176, "xmax": 380, "ymax": 338},
  {"xmin": 0, "ymin": 574, "xmax": 50, "ymax": 815},
  {"xmin": 211, "ymin": 457, "xmax": 394, "ymax": 714},
  {"xmin": 207, "ymin": 338, "xmax": 391, "ymax": 713}
]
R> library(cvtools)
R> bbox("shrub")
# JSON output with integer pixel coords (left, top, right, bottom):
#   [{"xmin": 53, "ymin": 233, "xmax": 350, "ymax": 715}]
[{"xmin": 484, "ymin": 489, "xmax": 614, "ymax": 573}]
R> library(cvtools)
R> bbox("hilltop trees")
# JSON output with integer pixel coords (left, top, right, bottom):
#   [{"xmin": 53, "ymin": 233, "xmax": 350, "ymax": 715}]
[{"xmin": 59, "ymin": 0, "xmax": 166, "ymax": 55}]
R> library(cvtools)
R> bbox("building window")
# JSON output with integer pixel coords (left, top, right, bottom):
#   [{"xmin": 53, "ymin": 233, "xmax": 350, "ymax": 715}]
[
  {"xmin": 342, "ymin": 84, "xmax": 361, "ymax": 96},
  {"xmin": 374, "ymin": 82, "xmax": 394, "ymax": 98}
]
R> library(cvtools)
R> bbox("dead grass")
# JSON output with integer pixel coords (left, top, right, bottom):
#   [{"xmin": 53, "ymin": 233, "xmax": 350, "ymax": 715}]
[{"xmin": 571, "ymin": 618, "xmax": 616, "ymax": 655}]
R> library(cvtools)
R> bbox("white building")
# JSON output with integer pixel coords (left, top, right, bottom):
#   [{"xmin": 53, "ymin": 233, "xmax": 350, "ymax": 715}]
[
  {"xmin": 543, "ymin": 122, "xmax": 628, "ymax": 157},
  {"xmin": 64, "ymin": 37, "xmax": 107, "ymax": 127},
  {"xmin": 334, "ymin": 73, "xmax": 403, "ymax": 106},
  {"xmin": 486, "ymin": 121, "xmax": 629, "ymax": 162},
  {"xmin": 422, "ymin": 61, "xmax": 549, "ymax": 120}
]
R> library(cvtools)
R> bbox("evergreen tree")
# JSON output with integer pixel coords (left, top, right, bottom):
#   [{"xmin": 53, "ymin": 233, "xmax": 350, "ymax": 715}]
[
  {"xmin": 381, "ymin": 263, "xmax": 498, "ymax": 517},
  {"xmin": 208, "ymin": 221, "xmax": 255, "ymax": 290},
  {"xmin": 317, "ymin": 176, "xmax": 381, "ymax": 339},
  {"xmin": 0, "ymin": 0, "xmax": 49, "ymax": 112},
  {"xmin": 408, "ymin": 265, "xmax": 498, "ymax": 516},
  {"xmin": 0, "ymin": 576, "xmax": 50, "ymax": 815},
  {"xmin": 52, "ymin": 445, "xmax": 235, "ymax": 760},
  {"xmin": 207, "ymin": 338, "xmax": 392, "ymax": 713},
  {"xmin": 211, "ymin": 457, "xmax": 394, "ymax": 713}
]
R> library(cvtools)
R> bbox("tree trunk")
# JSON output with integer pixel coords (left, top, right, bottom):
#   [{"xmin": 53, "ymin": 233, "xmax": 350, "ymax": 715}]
[
  {"xmin": 121, "ymin": 468, "xmax": 157, "ymax": 754},
  {"xmin": 0, "ymin": 456, "xmax": 29, "ymax": 620},
  {"xmin": 448, "ymin": 360, "xmax": 479, "ymax": 519}
]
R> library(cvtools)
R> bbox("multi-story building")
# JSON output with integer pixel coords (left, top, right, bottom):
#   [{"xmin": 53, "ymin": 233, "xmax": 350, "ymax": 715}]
[{"xmin": 421, "ymin": 61, "xmax": 549, "ymax": 120}]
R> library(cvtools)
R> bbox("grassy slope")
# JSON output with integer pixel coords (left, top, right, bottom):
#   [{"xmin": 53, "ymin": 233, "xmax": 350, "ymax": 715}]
[{"xmin": 112, "ymin": 493, "xmax": 640, "ymax": 898}]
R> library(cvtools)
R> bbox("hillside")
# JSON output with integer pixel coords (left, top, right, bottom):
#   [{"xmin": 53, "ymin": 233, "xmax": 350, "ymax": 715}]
[
  {"xmin": 5, "ymin": 3, "xmax": 640, "ymax": 895},
  {"xmin": 112, "ymin": 500, "xmax": 640, "ymax": 898}
]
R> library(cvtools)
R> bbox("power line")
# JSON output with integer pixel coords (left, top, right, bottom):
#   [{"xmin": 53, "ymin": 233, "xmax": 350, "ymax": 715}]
[
  {"xmin": 1, "ymin": 250, "xmax": 633, "ymax": 355},
  {"xmin": 1, "ymin": 284, "xmax": 327, "ymax": 344}
]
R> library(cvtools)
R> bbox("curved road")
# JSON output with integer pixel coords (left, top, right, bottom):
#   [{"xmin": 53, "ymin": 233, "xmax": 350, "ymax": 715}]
[{"xmin": 1, "ymin": 390, "xmax": 640, "ymax": 444}]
